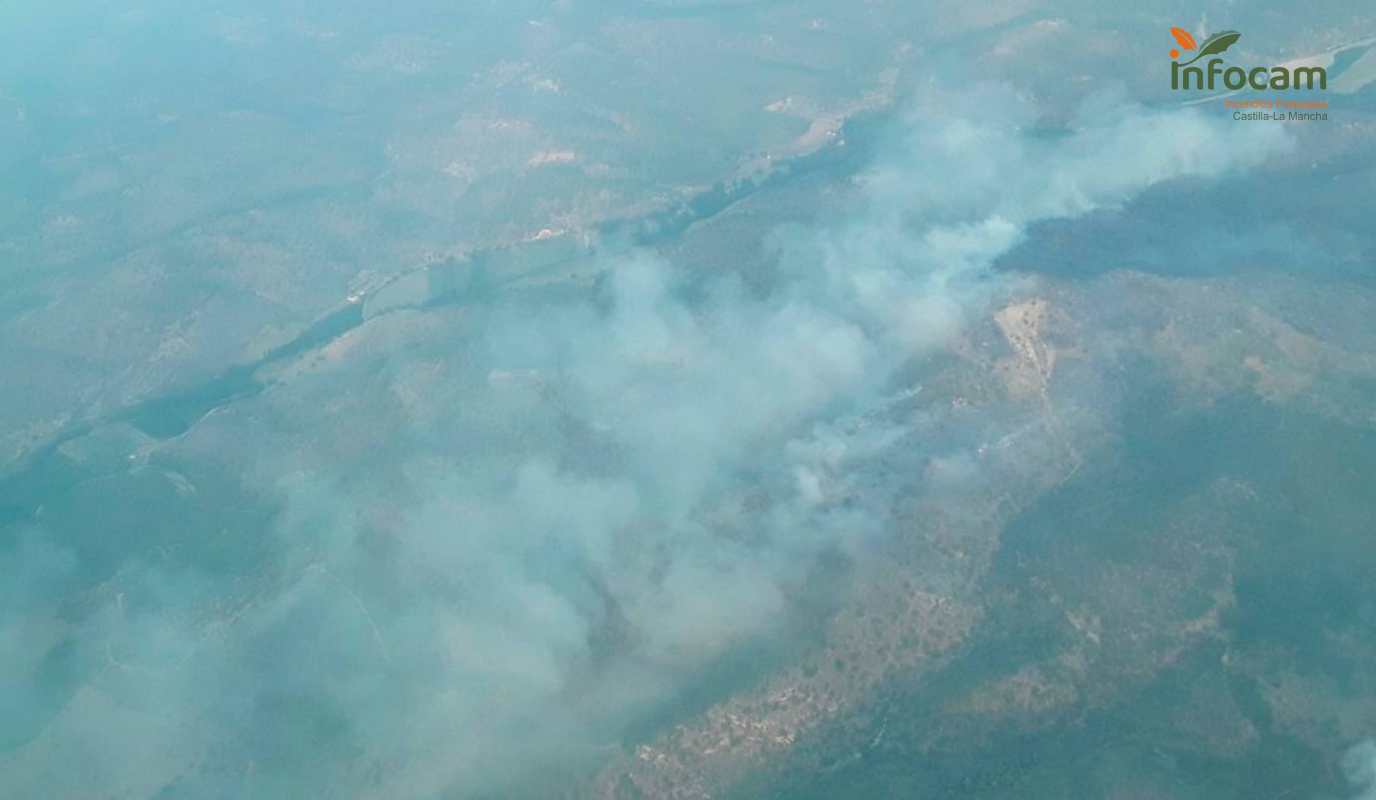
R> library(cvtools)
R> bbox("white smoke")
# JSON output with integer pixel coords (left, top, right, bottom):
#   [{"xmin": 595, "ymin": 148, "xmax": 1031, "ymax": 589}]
[
  {"xmin": 1346, "ymin": 740, "xmax": 1376, "ymax": 800},
  {"xmin": 0, "ymin": 86, "xmax": 1292, "ymax": 797}
]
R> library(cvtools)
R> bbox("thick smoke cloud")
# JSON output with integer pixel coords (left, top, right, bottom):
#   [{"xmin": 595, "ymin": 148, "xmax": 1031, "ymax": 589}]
[{"xmin": 0, "ymin": 88, "xmax": 1290, "ymax": 797}]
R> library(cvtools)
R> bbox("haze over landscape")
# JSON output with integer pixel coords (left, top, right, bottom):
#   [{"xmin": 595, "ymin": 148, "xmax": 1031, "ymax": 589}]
[{"xmin": 3, "ymin": 2, "xmax": 1376, "ymax": 798}]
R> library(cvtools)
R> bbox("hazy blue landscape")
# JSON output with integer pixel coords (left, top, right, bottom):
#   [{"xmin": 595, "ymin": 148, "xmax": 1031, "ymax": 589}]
[{"xmin": 3, "ymin": 2, "xmax": 1376, "ymax": 798}]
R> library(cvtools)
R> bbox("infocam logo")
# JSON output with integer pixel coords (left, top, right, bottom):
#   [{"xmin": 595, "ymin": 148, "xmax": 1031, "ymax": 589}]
[{"xmin": 1168, "ymin": 27, "xmax": 1326, "ymax": 91}]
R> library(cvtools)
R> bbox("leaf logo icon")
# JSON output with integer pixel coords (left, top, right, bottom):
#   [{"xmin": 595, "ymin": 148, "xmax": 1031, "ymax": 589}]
[{"xmin": 1174, "ymin": 30, "xmax": 1242, "ymax": 66}]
